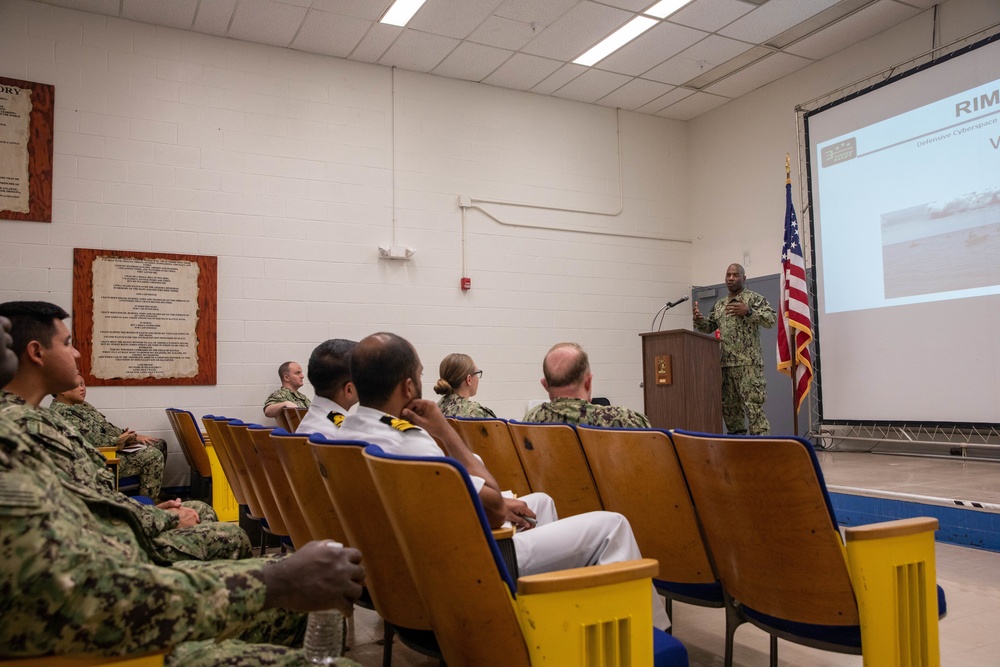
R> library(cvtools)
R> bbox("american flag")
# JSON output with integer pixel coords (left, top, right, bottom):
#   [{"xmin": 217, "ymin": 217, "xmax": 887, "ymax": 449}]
[{"xmin": 777, "ymin": 175, "xmax": 813, "ymax": 412}]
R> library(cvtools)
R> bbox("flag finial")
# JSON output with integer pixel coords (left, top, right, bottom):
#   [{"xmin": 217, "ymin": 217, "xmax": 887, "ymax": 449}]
[{"xmin": 785, "ymin": 153, "xmax": 790, "ymax": 183}]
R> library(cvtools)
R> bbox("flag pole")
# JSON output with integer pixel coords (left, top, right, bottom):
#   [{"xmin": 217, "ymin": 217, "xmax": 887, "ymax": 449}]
[{"xmin": 786, "ymin": 153, "xmax": 799, "ymax": 436}]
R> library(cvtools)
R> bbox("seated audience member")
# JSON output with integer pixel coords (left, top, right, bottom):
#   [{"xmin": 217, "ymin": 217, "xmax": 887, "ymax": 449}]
[
  {"xmin": 434, "ymin": 353, "xmax": 497, "ymax": 418},
  {"xmin": 335, "ymin": 332, "xmax": 670, "ymax": 630},
  {"xmin": 295, "ymin": 339, "xmax": 358, "ymax": 437},
  {"xmin": 523, "ymin": 342, "xmax": 652, "ymax": 428},
  {"xmin": 0, "ymin": 313, "xmax": 365, "ymax": 666},
  {"xmin": 264, "ymin": 361, "xmax": 311, "ymax": 418},
  {"xmin": 0, "ymin": 301, "xmax": 249, "ymax": 563},
  {"xmin": 51, "ymin": 375, "xmax": 167, "ymax": 499}
]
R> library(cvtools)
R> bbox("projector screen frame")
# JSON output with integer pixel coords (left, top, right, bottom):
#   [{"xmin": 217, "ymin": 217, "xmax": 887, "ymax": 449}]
[{"xmin": 802, "ymin": 30, "xmax": 1000, "ymax": 430}]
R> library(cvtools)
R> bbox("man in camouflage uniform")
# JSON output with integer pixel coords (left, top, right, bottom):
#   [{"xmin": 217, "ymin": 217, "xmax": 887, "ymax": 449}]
[
  {"xmin": 0, "ymin": 301, "xmax": 246, "ymax": 562},
  {"xmin": 52, "ymin": 375, "xmax": 166, "ymax": 498},
  {"xmin": 264, "ymin": 361, "xmax": 311, "ymax": 419},
  {"xmin": 693, "ymin": 263, "xmax": 777, "ymax": 435},
  {"xmin": 0, "ymin": 312, "xmax": 364, "ymax": 666},
  {"xmin": 523, "ymin": 342, "xmax": 652, "ymax": 428}
]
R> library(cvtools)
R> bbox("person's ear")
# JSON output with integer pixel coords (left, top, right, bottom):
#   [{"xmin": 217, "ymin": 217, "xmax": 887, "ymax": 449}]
[
  {"xmin": 343, "ymin": 381, "xmax": 356, "ymax": 399},
  {"xmin": 584, "ymin": 373, "xmax": 593, "ymax": 392},
  {"xmin": 24, "ymin": 340, "xmax": 44, "ymax": 367},
  {"xmin": 402, "ymin": 378, "xmax": 416, "ymax": 401},
  {"xmin": 540, "ymin": 378, "xmax": 548, "ymax": 391}
]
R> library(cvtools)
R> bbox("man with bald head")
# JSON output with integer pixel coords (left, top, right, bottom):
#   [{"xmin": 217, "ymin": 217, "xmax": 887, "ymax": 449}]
[
  {"xmin": 693, "ymin": 263, "xmax": 776, "ymax": 435},
  {"xmin": 263, "ymin": 361, "xmax": 310, "ymax": 419},
  {"xmin": 523, "ymin": 342, "xmax": 651, "ymax": 428}
]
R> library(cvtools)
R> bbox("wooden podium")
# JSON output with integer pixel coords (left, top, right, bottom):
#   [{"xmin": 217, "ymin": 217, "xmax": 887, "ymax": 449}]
[{"xmin": 640, "ymin": 329, "xmax": 722, "ymax": 432}]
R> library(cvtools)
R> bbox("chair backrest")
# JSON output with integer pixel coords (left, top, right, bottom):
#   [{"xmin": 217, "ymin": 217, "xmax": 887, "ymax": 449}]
[
  {"xmin": 364, "ymin": 446, "xmax": 531, "ymax": 667},
  {"xmin": 450, "ymin": 418, "xmax": 532, "ymax": 497},
  {"xmin": 248, "ymin": 425, "xmax": 311, "ymax": 548},
  {"xmin": 269, "ymin": 430, "xmax": 347, "ymax": 544},
  {"xmin": 670, "ymin": 430, "xmax": 859, "ymax": 626},
  {"xmin": 273, "ymin": 409, "xmax": 291, "ymax": 432},
  {"xmin": 165, "ymin": 408, "xmax": 213, "ymax": 477},
  {"xmin": 225, "ymin": 420, "xmax": 289, "ymax": 536},
  {"xmin": 201, "ymin": 415, "xmax": 249, "ymax": 507},
  {"xmin": 506, "ymin": 421, "xmax": 603, "ymax": 516},
  {"xmin": 283, "ymin": 406, "xmax": 306, "ymax": 431},
  {"xmin": 309, "ymin": 436, "xmax": 430, "ymax": 631},
  {"xmin": 577, "ymin": 426, "xmax": 717, "ymax": 588}
]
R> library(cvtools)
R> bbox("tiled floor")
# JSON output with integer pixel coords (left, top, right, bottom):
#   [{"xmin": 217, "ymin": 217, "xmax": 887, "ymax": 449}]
[{"xmin": 341, "ymin": 450, "xmax": 1000, "ymax": 666}]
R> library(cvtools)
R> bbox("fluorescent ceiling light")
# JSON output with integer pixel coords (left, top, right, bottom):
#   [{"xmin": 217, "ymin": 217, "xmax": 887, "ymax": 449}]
[
  {"xmin": 380, "ymin": 0, "xmax": 427, "ymax": 27},
  {"xmin": 644, "ymin": 0, "xmax": 694, "ymax": 19},
  {"xmin": 573, "ymin": 16, "xmax": 657, "ymax": 67}
]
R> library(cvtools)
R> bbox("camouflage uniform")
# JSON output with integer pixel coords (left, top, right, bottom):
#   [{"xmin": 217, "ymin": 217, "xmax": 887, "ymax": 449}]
[
  {"xmin": 523, "ymin": 397, "xmax": 651, "ymax": 428},
  {"xmin": 0, "ymin": 391, "xmax": 250, "ymax": 563},
  {"xmin": 693, "ymin": 289, "xmax": 777, "ymax": 435},
  {"xmin": 437, "ymin": 393, "xmax": 497, "ymax": 419},
  {"xmin": 50, "ymin": 400, "xmax": 166, "ymax": 499},
  {"xmin": 0, "ymin": 414, "xmax": 357, "ymax": 666},
  {"xmin": 264, "ymin": 388, "xmax": 311, "ymax": 411}
]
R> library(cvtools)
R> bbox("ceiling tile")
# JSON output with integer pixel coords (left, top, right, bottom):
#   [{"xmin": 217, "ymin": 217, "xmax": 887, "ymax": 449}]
[
  {"xmin": 643, "ymin": 35, "xmax": 752, "ymax": 85},
  {"xmin": 596, "ymin": 21, "xmax": 708, "ymax": 76},
  {"xmin": 409, "ymin": 0, "xmax": 505, "ymax": 39},
  {"xmin": 897, "ymin": 0, "xmax": 937, "ymax": 7},
  {"xmin": 597, "ymin": 0, "xmax": 654, "ymax": 10},
  {"xmin": 596, "ymin": 78, "xmax": 675, "ymax": 110},
  {"xmin": 521, "ymin": 1, "xmax": 633, "ymax": 62},
  {"xmin": 720, "ymin": 0, "xmax": 842, "ymax": 44},
  {"xmin": 228, "ymin": 0, "xmax": 307, "ymax": 47},
  {"xmin": 656, "ymin": 90, "xmax": 729, "ymax": 119},
  {"xmin": 378, "ymin": 30, "xmax": 460, "ymax": 72},
  {"xmin": 493, "ymin": 0, "xmax": 579, "ymax": 26},
  {"xmin": 349, "ymin": 22, "xmax": 402, "ymax": 63},
  {"xmin": 467, "ymin": 15, "xmax": 538, "ymax": 50},
  {"xmin": 123, "ymin": 0, "xmax": 197, "ymax": 29},
  {"xmin": 636, "ymin": 85, "xmax": 695, "ymax": 114},
  {"xmin": 291, "ymin": 9, "xmax": 371, "ymax": 59},
  {"xmin": 785, "ymin": 0, "xmax": 920, "ymax": 60},
  {"xmin": 310, "ymin": 0, "xmax": 389, "ymax": 21},
  {"xmin": 667, "ymin": 0, "xmax": 754, "ymax": 32},
  {"xmin": 552, "ymin": 68, "xmax": 632, "ymax": 103},
  {"xmin": 531, "ymin": 63, "xmax": 587, "ymax": 95},
  {"xmin": 432, "ymin": 42, "xmax": 513, "ymax": 81},
  {"xmin": 193, "ymin": 0, "xmax": 237, "ymax": 36},
  {"xmin": 703, "ymin": 51, "xmax": 812, "ymax": 98},
  {"xmin": 482, "ymin": 52, "xmax": 562, "ymax": 90}
]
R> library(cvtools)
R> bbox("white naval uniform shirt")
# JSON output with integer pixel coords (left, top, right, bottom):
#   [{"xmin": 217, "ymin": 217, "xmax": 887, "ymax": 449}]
[{"xmin": 295, "ymin": 395, "xmax": 353, "ymax": 438}]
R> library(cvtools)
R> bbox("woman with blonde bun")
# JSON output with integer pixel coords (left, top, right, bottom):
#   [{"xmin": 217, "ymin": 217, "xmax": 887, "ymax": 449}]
[{"xmin": 434, "ymin": 353, "xmax": 496, "ymax": 418}]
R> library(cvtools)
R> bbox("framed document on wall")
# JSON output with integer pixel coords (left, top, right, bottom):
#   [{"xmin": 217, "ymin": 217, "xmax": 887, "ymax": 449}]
[
  {"xmin": 0, "ymin": 76, "xmax": 53, "ymax": 222},
  {"xmin": 73, "ymin": 249, "xmax": 217, "ymax": 386}
]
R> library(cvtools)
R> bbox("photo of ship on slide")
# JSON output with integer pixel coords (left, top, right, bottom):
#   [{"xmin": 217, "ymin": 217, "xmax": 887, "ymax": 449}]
[{"xmin": 882, "ymin": 188, "xmax": 1000, "ymax": 298}]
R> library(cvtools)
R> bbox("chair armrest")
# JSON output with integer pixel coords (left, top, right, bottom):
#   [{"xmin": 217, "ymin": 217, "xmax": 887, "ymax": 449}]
[
  {"xmin": 1, "ymin": 653, "xmax": 164, "ymax": 666},
  {"xmin": 491, "ymin": 526, "xmax": 515, "ymax": 540},
  {"xmin": 844, "ymin": 516, "xmax": 938, "ymax": 542},
  {"xmin": 517, "ymin": 558, "xmax": 659, "ymax": 595},
  {"xmin": 843, "ymin": 516, "xmax": 941, "ymax": 665}
]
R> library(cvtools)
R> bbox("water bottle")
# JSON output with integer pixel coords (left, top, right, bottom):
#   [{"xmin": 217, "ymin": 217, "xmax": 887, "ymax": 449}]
[
  {"xmin": 302, "ymin": 540, "xmax": 345, "ymax": 665},
  {"xmin": 302, "ymin": 609, "xmax": 343, "ymax": 665}
]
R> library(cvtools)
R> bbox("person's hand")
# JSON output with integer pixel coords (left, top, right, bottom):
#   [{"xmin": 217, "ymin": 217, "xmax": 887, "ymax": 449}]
[
  {"xmin": 156, "ymin": 498, "xmax": 183, "ymax": 510},
  {"xmin": 401, "ymin": 399, "xmax": 451, "ymax": 440},
  {"xmin": 725, "ymin": 300, "xmax": 749, "ymax": 317},
  {"xmin": 263, "ymin": 541, "xmax": 365, "ymax": 614},
  {"xmin": 504, "ymin": 497, "xmax": 537, "ymax": 531},
  {"xmin": 692, "ymin": 303, "xmax": 703, "ymax": 321},
  {"xmin": 168, "ymin": 506, "xmax": 200, "ymax": 528},
  {"xmin": 134, "ymin": 434, "xmax": 155, "ymax": 445}
]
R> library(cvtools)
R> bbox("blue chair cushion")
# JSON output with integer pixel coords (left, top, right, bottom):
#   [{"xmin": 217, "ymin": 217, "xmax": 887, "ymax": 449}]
[
  {"xmin": 741, "ymin": 585, "xmax": 947, "ymax": 650},
  {"xmin": 653, "ymin": 627, "xmax": 688, "ymax": 667},
  {"xmin": 131, "ymin": 495, "xmax": 154, "ymax": 505},
  {"xmin": 654, "ymin": 579, "xmax": 724, "ymax": 604}
]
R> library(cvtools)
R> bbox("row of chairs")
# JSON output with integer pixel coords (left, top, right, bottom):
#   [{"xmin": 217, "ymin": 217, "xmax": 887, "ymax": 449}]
[
  {"xmin": 187, "ymin": 415, "xmax": 685, "ymax": 666},
  {"xmin": 448, "ymin": 417, "xmax": 945, "ymax": 667}
]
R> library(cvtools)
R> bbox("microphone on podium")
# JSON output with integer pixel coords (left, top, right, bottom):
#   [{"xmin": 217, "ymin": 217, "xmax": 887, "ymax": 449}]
[{"xmin": 651, "ymin": 294, "xmax": 691, "ymax": 331}]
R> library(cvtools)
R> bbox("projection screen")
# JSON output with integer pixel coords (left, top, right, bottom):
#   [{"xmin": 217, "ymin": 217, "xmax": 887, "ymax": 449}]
[{"xmin": 805, "ymin": 34, "xmax": 1000, "ymax": 425}]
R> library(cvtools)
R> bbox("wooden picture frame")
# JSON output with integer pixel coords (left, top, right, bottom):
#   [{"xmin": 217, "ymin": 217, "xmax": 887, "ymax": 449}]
[
  {"xmin": 73, "ymin": 248, "xmax": 217, "ymax": 386},
  {"xmin": 0, "ymin": 76, "xmax": 53, "ymax": 222}
]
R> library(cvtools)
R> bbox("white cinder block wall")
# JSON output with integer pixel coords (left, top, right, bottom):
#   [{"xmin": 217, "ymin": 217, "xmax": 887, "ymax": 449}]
[{"xmin": 0, "ymin": 0, "xmax": 691, "ymax": 486}]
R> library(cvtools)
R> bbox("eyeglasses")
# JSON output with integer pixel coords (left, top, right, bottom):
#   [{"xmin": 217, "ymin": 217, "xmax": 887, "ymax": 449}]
[{"xmin": 471, "ymin": 370, "xmax": 483, "ymax": 378}]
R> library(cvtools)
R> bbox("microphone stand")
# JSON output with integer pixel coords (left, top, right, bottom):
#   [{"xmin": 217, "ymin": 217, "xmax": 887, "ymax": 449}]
[{"xmin": 651, "ymin": 298, "xmax": 688, "ymax": 332}]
